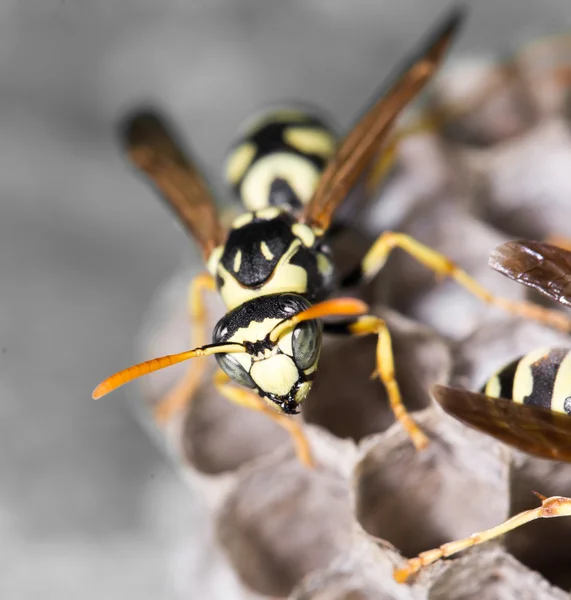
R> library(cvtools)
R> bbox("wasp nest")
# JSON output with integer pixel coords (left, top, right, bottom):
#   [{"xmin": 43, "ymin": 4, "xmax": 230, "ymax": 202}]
[{"xmin": 129, "ymin": 42, "xmax": 571, "ymax": 600}]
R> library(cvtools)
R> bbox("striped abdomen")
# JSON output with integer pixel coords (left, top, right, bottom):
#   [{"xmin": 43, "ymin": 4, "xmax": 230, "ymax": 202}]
[
  {"xmin": 483, "ymin": 347, "xmax": 571, "ymax": 415},
  {"xmin": 224, "ymin": 108, "xmax": 337, "ymax": 213}
]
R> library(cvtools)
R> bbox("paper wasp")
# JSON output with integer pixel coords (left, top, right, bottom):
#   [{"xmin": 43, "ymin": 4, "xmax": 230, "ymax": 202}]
[
  {"xmin": 395, "ymin": 239, "xmax": 571, "ymax": 583},
  {"xmin": 92, "ymin": 7, "xmax": 571, "ymax": 468}
]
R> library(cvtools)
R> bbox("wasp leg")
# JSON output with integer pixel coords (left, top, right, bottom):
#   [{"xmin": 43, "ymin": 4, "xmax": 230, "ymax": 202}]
[
  {"xmin": 213, "ymin": 369, "xmax": 315, "ymax": 468},
  {"xmin": 154, "ymin": 272, "xmax": 216, "ymax": 423},
  {"xmin": 342, "ymin": 231, "xmax": 571, "ymax": 332},
  {"xmin": 324, "ymin": 315, "xmax": 429, "ymax": 451},
  {"xmin": 545, "ymin": 233, "xmax": 571, "ymax": 253},
  {"xmin": 393, "ymin": 493, "xmax": 571, "ymax": 583},
  {"xmin": 366, "ymin": 116, "xmax": 441, "ymax": 194}
]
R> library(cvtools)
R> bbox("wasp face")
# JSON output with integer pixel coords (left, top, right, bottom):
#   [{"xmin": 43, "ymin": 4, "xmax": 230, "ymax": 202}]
[{"xmin": 212, "ymin": 293, "xmax": 322, "ymax": 413}]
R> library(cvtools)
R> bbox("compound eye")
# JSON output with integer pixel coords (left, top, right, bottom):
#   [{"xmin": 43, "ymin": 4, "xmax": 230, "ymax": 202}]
[
  {"xmin": 215, "ymin": 353, "xmax": 256, "ymax": 389},
  {"xmin": 292, "ymin": 320, "xmax": 322, "ymax": 370},
  {"xmin": 279, "ymin": 293, "xmax": 310, "ymax": 316}
]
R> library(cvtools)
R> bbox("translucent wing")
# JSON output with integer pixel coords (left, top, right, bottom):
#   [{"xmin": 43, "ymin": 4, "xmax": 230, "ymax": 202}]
[
  {"xmin": 301, "ymin": 6, "xmax": 465, "ymax": 231},
  {"xmin": 122, "ymin": 110, "xmax": 226, "ymax": 260},
  {"xmin": 433, "ymin": 384, "xmax": 571, "ymax": 462},
  {"xmin": 490, "ymin": 240, "xmax": 571, "ymax": 308}
]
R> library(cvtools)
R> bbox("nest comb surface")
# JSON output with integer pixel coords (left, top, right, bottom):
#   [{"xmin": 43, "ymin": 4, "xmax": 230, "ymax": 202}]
[{"xmin": 122, "ymin": 51, "xmax": 571, "ymax": 599}]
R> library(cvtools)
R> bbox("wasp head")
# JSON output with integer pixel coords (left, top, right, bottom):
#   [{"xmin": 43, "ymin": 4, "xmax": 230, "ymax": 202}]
[{"xmin": 212, "ymin": 293, "xmax": 322, "ymax": 413}]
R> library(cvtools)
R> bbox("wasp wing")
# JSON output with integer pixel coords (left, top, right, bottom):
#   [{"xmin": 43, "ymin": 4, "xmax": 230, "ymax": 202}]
[
  {"xmin": 300, "ymin": 6, "xmax": 465, "ymax": 231},
  {"xmin": 490, "ymin": 240, "xmax": 571, "ymax": 308},
  {"xmin": 433, "ymin": 384, "xmax": 571, "ymax": 462},
  {"xmin": 121, "ymin": 110, "xmax": 226, "ymax": 260}
]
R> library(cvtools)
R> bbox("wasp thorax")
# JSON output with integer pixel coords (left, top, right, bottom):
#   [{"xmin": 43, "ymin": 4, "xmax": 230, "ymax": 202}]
[{"xmin": 212, "ymin": 293, "xmax": 322, "ymax": 413}]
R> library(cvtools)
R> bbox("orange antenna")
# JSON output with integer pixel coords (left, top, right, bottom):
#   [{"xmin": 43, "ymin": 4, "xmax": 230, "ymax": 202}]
[
  {"xmin": 92, "ymin": 342, "xmax": 245, "ymax": 399},
  {"xmin": 269, "ymin": 297, "xmax": 368, "ymax": 342}
]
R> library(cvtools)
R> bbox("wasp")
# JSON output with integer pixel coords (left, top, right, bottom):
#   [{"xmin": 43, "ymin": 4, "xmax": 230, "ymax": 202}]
[
  {"xmin": 395, "ymin": 239, "xmax": 571, "ymax": 583},
  {"xmin": 92, "ymin": 8, "xmax": 571, "ymax": 468}
]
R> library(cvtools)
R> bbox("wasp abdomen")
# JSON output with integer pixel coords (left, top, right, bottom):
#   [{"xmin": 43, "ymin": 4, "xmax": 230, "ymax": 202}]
[
  {"xmin": 225, "ymin": 108, "xmax": 337, "ymax": 212},
  {"xmin": 483, "ymin": 347, "xmax": 571, "ymax": 414}
]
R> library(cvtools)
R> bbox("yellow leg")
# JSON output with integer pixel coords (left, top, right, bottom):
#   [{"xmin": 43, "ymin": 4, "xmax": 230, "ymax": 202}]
[
  {"xmin": 393, "ymin": 493, "xmax": 571, "ymax": 583},
  {"xmin": 347, "ymin": 315, "xmax": 429, "ymax": 451},
  {"xmin": 545, "ymin": 233, "xmax": 571, "ymax": 253},
  {"xmin": 366, "ymin": 116, "xmax": 441, "ymax": 194},
  {"xmin": 154, "ymin": 272, "xmax": 216, "ymax": 423},
  {"xmin": 359, "ymin": 231, "xmax": 571, "ymax": 332},
  {"xmin": 213, "ymin": 370, "xmax": 315, "ymax": 469}
]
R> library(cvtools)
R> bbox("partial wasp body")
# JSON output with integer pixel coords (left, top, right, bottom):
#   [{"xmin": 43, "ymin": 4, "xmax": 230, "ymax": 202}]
[
  {"xmin": 93, "ymin": 7, "xmax": 571, "ymax": 468},
  {"xmin": 396, "ymin": 239, "xmax": 571, "ymax": 584}
]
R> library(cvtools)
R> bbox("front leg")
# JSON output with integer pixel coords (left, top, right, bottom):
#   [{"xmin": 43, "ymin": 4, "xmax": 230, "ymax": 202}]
[
  {"xmin": 213, "ymin": 370, "xmax": 315, "ymax": 468},
  {"xmin": 342, "ymin": 231, "xmax": 571, "ymax": 332},
  {"xmin": 325, "ymin": 315, "xmax": 429, "ymax": 450},
  {"xmin": 154, "ymin": 272, "xmax": 216, "ymax": 423}
]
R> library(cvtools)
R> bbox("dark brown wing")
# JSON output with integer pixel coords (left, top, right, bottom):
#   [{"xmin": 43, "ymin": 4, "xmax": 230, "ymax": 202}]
[
  {"xmin": 490, "ymin": 240, "xmax": 571, "ymax": 308},
  {"xmin": 433, "ymin": 384, "xmax": 571, "ymax": 462},
  {"xmin": 121, "ymin": 110, "xmax": 226, "ymax": 260},
  {"xmin": 301, "ymin": 6, "xmax": 466, "ymax": 231}
]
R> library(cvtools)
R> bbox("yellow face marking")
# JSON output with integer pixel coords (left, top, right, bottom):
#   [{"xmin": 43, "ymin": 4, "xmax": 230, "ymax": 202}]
[
  {"xmin": 250, "ymin": 354, "xmax": 299, "ymax": 396},
  {"xmin": 551, "ymin": 351, "xmax": 571, "ymax": 414},
  {"xmin": 277, "ymin": 330, "xmax": 293, "ymax": 356},
  {"xmin": 241, "ymin": 153, "xmax": 321, "ymax": 211},
  {"xmin": 217, "ymin": 240, "xmax": 308, "ymax": 310},
  {"xmin": 227, "ymin": 318, "xmax": 282, "ymax": 345},
  {"xmin": 260, "ymin": 241, "xmax": 274, "ymax": 261},
  {"xmin": 513, "ymin": 348, "xmax": 552, "ymax": 404},
  {"xmin": 225, "ymin": 142, "xmax": 256, "ymax": 185},
  {"xmin": 284, "ymin": 127, "xmax": 336, "ymax": 158},
  {"xmin": 207, "ymin": 246, "xmax": 224, "ymax": 276},
  {"xmin": 484, "ymin": 375, "xmax": 502, "ymax": 399},
  {"xmin": 231, "ymin": 212, "xmax": 254, "ymax": 229},
  {"xmin": 292, "ymin": 223, "xmax": 315, "ymax": 248},
  {"xmin": 233, "ymin": 249, "xmax": 242, "ymax": 272}
]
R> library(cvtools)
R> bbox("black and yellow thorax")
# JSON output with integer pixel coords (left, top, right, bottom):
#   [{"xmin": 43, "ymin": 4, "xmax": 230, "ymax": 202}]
[{"xmin": 208, "ymin": 207, "xmax": 335, "ymax": 311}]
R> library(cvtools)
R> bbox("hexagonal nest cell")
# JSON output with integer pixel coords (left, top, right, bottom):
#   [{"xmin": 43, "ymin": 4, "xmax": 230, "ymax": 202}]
[{"xmin": 125, "ymin": 38, "xmax": 571, "ymax": 600}]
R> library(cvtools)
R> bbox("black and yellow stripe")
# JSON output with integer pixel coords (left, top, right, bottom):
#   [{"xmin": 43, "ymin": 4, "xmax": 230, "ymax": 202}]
[
  {"xmin": 483, "ymin": 348, "xmax": 571, "ymax": 415},
  {"xmin": 225, "ymin": 108, "xmax": 337, "ymax": 212}
]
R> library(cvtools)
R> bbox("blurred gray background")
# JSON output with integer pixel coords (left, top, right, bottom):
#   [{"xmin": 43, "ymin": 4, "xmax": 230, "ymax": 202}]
[{"xmin": 2, "ymin": 0, "xmax": 571, "ymax": 598}]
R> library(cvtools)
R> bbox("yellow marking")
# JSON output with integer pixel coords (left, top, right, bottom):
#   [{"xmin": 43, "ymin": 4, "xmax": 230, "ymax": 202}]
[
  {"xmin": 317, "ymin": 253, "xmax": 333, "ymax": 278},
  {"xmin": 225, "ymin": 142, "xmax": 256, "ymax": 184},
  {"xmin": 256, "ymin": 206, "xmax": 281, "ymax": 220},
  {"xmin": 277, "ymin": 330, "xmax": 294, "ymax": 356},
  {"xmin": 513, "ymin": 348, "xmax": 551, "ymax": 404},
  {"xmin": 217, "ymin": 240, "xmax": 308, "ymax": 310},
  {"xmin": 292, "ymin": 223, "xmax": 315, "ymax": 248},
  {"xmin": 233, "ymin": 249, "xmax": 242, "ymax": 272},
  {"xmin": 227, "ymin": 317, "xmax": 283, "ymax": 345},
  {"xmin": 231, "ymin": 212, "xmax": 255, "ymax": 229},
  {"xmin": 243, "ymin": 109, "xmax": 313, "ymax": 133},
  {"xmin": 295, "ymin": 381, "xmax": 312, "ymax": 404},
  {"xmin": 250, "ymin": 354, "xmax": 299, "ymax": 396},
  {"xmin": 206, "ymin": 245, "xmax": 224, "ymax": 276},
  {"xmin": 241, "ymin": 153, "xmax": 321, "ymax": 211},
  {"xmin": 284, "ymin": 127, "xmax": 336, "ymax": 157},
  {"xmin": 484, "ymin": 375, "xmax": 502, "ymax": 399},
  {"xmin": 260, "ymin": 241, "xmax": 274, "ymax": 261},
  {"xmin": 551, "ymin": 351, "xmax": 571, "ymax": 414}
]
